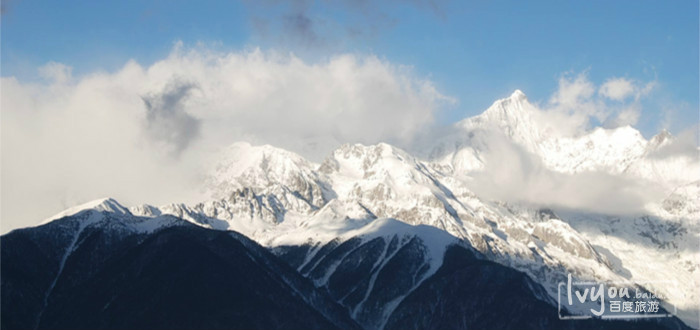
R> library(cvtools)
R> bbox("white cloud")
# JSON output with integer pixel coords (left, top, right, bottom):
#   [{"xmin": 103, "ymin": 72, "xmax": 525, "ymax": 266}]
[
  {"xmin": 467, "ymin": 131, "xmax": 665, "ymax": 215},
  {"xmin": 461, "ymin": 72, "xmax": 664, "ymax": 214},
  {"xmin": 542, "ymin": 72, "xmax": 656, "ymax": 135},
  {"xmin": 599, "ymin": 77, "xmax": 656, "ymax": 102},
  {"xmin": 0, "ymin": 44, "xmax": 452, "ymax": 233},
  {"xmin": 599, "ymin": 77, "xmax": 635, "ymax": 101},
  {"xmin": 545, "ymin": 71, "xmax": 606, "ymax": 134},
  {"xmin": 549, "ymin": 71, "xmax": 596, "ymax": 107}
]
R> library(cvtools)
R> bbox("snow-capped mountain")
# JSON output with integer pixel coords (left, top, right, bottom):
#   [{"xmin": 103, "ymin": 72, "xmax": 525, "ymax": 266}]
[
  {"xmin": 433, "ymin": 90, "xmax": 698, "ymax": 183},
  {"xmin": 128, "ymin": 91, "xmax": 697, "ymax": 328},
  {"xmin": 3, "ymin": 90, "xmax": 697, "ymax": 329}
]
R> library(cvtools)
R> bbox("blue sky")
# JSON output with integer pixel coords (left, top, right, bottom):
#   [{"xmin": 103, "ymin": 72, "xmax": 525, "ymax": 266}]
[{"xmin": 1, "ymin": 0, "xmax": 698, "ymax": 135}]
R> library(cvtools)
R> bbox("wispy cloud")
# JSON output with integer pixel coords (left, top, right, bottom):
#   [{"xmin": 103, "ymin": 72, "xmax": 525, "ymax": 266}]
[
  {"xmin": 245, "ymin": 0, "xmax": 450, "ymax": 51},
  {"xmin": 599, "ymin": 77, "xmax": 655, "ymax": 102},
  {"xmin": 599, "ymin": 77, "xmax": 636, "ymax": 101}
]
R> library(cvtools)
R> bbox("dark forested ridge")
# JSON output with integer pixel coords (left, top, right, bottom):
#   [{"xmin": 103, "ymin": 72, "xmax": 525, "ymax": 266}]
[{"xmin": 1, "ymin": 211, "xmax": 691, "ymax": 330}]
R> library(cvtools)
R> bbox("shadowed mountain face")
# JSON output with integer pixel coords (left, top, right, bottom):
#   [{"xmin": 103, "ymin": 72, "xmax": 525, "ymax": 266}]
[
  {"xmin": 1, "ymin": 212, "xmax": 361, "ymax": 330},
  {"xmin": 275, "ymin": 241, "xmax": 689, "ymax": 330},
  {"xmin": 385, "ymin": 245, "xmax": 689, "ymax": 330},
  {"xmin": 1, "ymin": 211, "xmax": 692, "ymax": 330}
]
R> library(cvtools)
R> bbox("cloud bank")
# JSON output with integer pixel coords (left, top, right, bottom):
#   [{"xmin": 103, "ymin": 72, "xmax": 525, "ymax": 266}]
[
  {"xmin": 466, "ymin": 131, "xmax": 666, "ymax": 215},
  {"xmin": 1, "ymin": 44, "xmax": 451, "ymax": 232},
  {"xmin": 1, "ymin": 44, "xmax": 691, "ymax": 232}
]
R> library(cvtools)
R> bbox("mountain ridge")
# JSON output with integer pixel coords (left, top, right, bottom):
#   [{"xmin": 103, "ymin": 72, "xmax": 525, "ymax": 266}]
[
  {"xmin": 8, "ymin": 89, "xmax": 699, "ymax": 329},
  {"xmin": 3, "ymin": 208, "xmax": 690, "ymax": 330}
]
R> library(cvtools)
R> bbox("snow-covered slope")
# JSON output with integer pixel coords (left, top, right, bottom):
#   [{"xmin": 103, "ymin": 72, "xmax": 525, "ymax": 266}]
[
  {"xmin": 274, "ymin": 218, "xmax": 459, "ymax": 330},
  {"xmin": 37, "ymin": 90, "xmax": 700, "ymax": 328}
]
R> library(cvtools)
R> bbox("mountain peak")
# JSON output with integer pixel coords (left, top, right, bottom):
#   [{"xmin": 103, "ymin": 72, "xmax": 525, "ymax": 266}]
[
  {"xmin": 647, "ymin": 128, "xmax": 674, "ymax": 150},
  {"xmin": 651, "ymin": 128, "xmax": 673, "ymax": 143},
  {"xmin": 510, "ymin": 89, "xmax": 527, "ymax": 100},
  {"xmin": 43, "ymin": 197, "xmax": 131, "ymax": 224},
  {"xmin": 456, "ymin": 88, "xmax": 541, "ymax": 146},
  {"xmin": 208, "ymin": 141, "xmax": 316, "ymax": 190},
  {"xmin": 483, "ymin": 89, "xmax": 534, "ymax": 118},
  {"xmin": 206, "ymin": 141, "xmax": 328, "ymax": 209}
]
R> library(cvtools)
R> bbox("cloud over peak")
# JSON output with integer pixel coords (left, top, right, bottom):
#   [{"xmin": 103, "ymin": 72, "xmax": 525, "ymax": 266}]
[
  {"xmin": 544, "ymin": 71, "xmax": 657, "ymax": 135},
  {"xmin": 0, "ymin": 43, "xmax": 680, "ymax": 233},
  {"xmin": 0, "ymin": 44, "xmax": 452, "ymax": 232}
]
